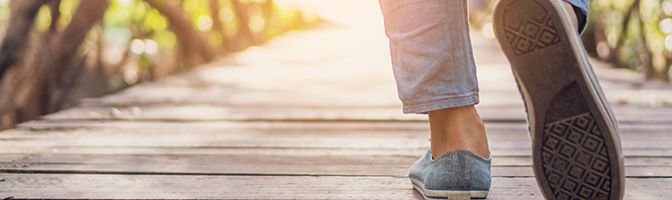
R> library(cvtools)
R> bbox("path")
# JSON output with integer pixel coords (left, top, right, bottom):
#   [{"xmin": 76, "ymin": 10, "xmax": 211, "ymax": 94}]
[{"xmin": 1, "ymin": 1, "xmax": 671, "ymax": 199}]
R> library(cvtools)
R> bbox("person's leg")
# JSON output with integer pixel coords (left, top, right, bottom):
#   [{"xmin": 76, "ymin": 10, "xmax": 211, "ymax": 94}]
[
  {"xmin": 379, "ymin": 1, "xmax": 491, "ymax": 198},
  {"xmin": 378, "ymin": 0, "xmax": 489, "ymax": 160},
  {"xmin": 428, "ymin": 106, "xmax": 489, "ymax": 159}
]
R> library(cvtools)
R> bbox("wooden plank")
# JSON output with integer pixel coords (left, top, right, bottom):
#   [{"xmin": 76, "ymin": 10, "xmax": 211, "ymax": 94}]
[
  {"xmin": 14, "ymin": 121, "xmax": 672, "ymax": 138},
  {"xmin": 37, "ymin": 103, "xmax": 672, "ymax": 123},
  {"xmin": 0, "ymin": 150, "xmax": 640, "ymax": 167},
  {"xmin": 2, "ymin": 131, "xmax": 669, "ymax": 149},
  {"xmin": 3, "ymin": 121, "xmax": 670, "ymax": 177},
  {"xmin": 9, "ymin": 121, "xmax": 672, "ymax": 140},
  {"xmin": 1, "ymin": 174, "xmax": 669, "ymax": 199},
  {"xmin": 16, "ymin": 120, "xmax": 672, "ymax": 141},
  {"xmin": 1, "ymin": 129, "xmax": 670, "ymax": 152},
  {"xmin": 2, "ymin": 137, "xmax": 670, "ymax": 154},
  {"xmin": 0, "ymin": 144, "xmax": 669, "ymax": 157},
  {"xmin": 1, "ymin": 153, "xmax": 670, "ymax": 177}
]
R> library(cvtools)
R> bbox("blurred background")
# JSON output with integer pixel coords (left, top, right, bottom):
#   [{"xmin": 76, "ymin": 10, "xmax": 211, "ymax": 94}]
[
  {"xmin": 0, "ymin": 0, "xmax": 670, "ymax": 129},
  {"xmin": 0, "ymin": 0, "xmax": 319, "ymax": 129},
  {"xmin": 3, "ymin": 1, "xmax": 672, "ymax": 198},
  {"xmin": 470, "ymin": 0, "xmax": 672, "ymax": 81}
]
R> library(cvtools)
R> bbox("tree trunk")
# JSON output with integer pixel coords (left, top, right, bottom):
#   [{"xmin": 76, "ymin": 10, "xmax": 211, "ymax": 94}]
[
  {"xmin": 609, "ymin": 0, "xmax": 639, "ymax": 64},
  {"xmin": 261, "ymin": 0, "xmax": 274, "ymax": 34},
  {"xmin": 635, "ymin": 8, "xmax": 655, "ymax": 79},
  {"xmin": 145, "ymin": 0, "xmax": 215, "ymax": 66},
  {"xmin": 209, "ymin": 0, "xmax": 229, "ymax": 50},
  {"xmin": 49, "ymin": 1, "xmax": 109, "ymax": 79},
  {"xmin": 662, "ymin": 52, "xmax": 671, "ymax": 82},
  {"xmin": 47, "ymin": 0, "xmax": 61, "ymax": 33},
  {"xmin": 231, "ymin": 0, "xmax": 256, "ymax": 48},
  {"xmin": 0, "ymin": 0, "xmax": 47, "ymax": 83},
  {"xmin": 580, "ymin": 23, "xmax": 598, "ymax": 57},
  {"xmin": 0, "ymin": 0, "xmax": 110, "ymax": 129}
]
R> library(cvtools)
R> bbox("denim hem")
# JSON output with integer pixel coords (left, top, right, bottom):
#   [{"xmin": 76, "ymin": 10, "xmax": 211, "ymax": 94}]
[{"xmin": 402, "ymin": 92, "xmax": 479, "ymax": 114}]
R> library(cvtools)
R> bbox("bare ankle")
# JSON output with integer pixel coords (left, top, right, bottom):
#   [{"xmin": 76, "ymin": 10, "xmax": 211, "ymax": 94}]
[
  {"xmin": 428, "ymin": 106, "xmax": 490, "ymax": 159},
  {"xmin": 562, "ymin": 2, "xmax": 579, "ymax": 29}
]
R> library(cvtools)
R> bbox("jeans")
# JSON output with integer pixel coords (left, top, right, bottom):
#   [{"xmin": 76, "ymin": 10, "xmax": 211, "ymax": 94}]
[{"xmin": 379, "ymin": 0, "xmax": 588, "ymax": 114}]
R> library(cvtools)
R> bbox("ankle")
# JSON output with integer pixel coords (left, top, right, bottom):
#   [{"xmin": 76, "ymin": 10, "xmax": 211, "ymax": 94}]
[
  {"xmin": 562, "ymin": 2, "xmax": 579, "ymax": 29},
  {"xmin": 428, "ymin": 106, "xmax": 490, "ymax": 159}
]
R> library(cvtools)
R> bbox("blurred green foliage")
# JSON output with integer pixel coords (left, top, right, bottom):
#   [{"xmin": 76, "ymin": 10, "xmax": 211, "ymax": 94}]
[
  {"xmin": 0, "ymin": 0, "xmax": 320, "ymax": 128},
  {"xmin": 0, "ymin": 0, "xmax": 320, "ymax": 86},
  {"xmin": 588, "ymin": 0, "xmax": 672, "ymax": 80},
  {"xmin": 469, "ymin": 0, "xmax": 672, "ymax": 81}
]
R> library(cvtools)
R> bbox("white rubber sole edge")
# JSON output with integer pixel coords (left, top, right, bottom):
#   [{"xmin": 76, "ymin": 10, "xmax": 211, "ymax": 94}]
[
  {"xmin": 534, "ymin": 0, "xmax": 626, "ymax": 197},
  {"xmin": 410, "ymin": 177, "xmax": 489, "ymax": 200}
]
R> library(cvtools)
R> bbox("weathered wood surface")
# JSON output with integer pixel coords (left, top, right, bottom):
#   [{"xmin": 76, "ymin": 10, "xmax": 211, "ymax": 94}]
[
  {"xmin": 2, "ymin": 175, "xmax": 670, "ymax": 199},
  {"xmin": 1, "ymin": 1, "xmax": 671, "ymax": 199}
]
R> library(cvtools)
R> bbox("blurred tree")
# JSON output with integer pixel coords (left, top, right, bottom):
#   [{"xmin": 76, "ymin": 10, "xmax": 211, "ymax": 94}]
[
  {"xmin": 469, "ymin": 0, "xmax": 672, "ymax": 82},
  {"xmin": 0, "ymin": 0, "xmax": 320, "ymax": 129},
  {"xmin": 232, "ymin": 0, "xmax": 258, "ymax": 47},
  {"xmin": 584, "ymin": 0, "xmax": 669, "ymax": 81},
  {"xmin": 145, "ymin": 0, "xmax": 215, "ymax": 66},
  {"xmin": 209, "ymin": 0, "xmax": 229, "ymax": 50},
  {"xmin": 0, "ymin": 0, "xmax": 110, "ymax": 128},
  {"xmin": 0, "ymin": 0, "xmax": 46, "ymax": 82}
]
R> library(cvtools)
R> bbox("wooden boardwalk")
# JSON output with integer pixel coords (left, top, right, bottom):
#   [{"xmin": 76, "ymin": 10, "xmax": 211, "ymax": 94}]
[{"xmin": 2, "ymin": 1, "xmax": 672, "ymax": 199}]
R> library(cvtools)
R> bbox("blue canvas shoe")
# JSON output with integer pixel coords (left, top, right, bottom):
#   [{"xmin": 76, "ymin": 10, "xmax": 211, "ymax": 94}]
[{"xmin": 409, "ymin": 150, "xmax": 491, "ymax": 199}]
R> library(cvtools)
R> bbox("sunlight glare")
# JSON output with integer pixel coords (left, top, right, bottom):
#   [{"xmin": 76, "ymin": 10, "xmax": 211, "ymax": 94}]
[
  {"xmin": 659, "ymin": 18, "xmax": 672, "ymax": 34},
  {"xmin": 124, "ymin": 65, "xmax": 140, "ymax": 85},
  {"xmin": 143, "ymin": 39, "xmax": 158, "ymax": 55},
  {"xmin": 664, "ymin": 35, "xmax": 672, "ymax": 50},
  {"xmin": 219, "ymin": 7, "xmax": 235, "ymax": 22},
  {"xmin": 481, "ymin": 22, "xmax": 495, "ymax": 40},
  {"xmin": 250, "ymin": 15, "xmax": 265, "ymax": 33},
  {"xmin": 664, "ymin": 0, "xmax": 672, "ymax": 16},
  {"xmin": 117, "ymin": 0, "xmax": 132, "ymax": 6},
  {"xmin": 197, "ymin": 15, "xmax": 213, "ymax": 32},
  {"xmin": 130, "ymin": 39, "xmax": 145, "ymax": 55}
]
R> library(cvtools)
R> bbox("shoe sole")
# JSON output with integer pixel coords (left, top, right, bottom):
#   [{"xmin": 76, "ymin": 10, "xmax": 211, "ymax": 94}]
[
  {"xmin": 492, "ymin": 0, "xmax": 625, "ymax": 199},
  {"xmin": 410, "ymin": 177, "xmax": 488, "ymax": 199}
]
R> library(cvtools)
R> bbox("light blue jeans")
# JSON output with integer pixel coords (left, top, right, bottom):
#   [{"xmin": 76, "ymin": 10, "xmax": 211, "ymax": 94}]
[{"xmin": 380, "ymin": 0, "xmax": 588, "ymax": 114}]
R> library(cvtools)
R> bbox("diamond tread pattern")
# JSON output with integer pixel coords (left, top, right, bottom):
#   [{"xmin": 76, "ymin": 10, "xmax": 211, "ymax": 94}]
[
  {"xmin": 543, "ymin": 112, "xmax": 612, "ymax": 200},
  {"xmin": 503, "ymin": 3, "xmax": 560, "ymax": 56}
]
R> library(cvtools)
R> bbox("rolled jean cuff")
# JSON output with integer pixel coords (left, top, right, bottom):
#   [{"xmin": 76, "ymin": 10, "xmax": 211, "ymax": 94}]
[
  {"xmin": 563, "ymin": 0, "xmax": 588, "ymax": 33},
  {"xmin": 402, "ymin": 91, "xmax": 479, "ymax": 114}
]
